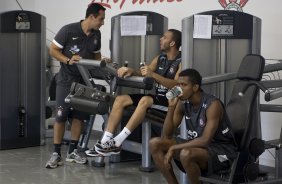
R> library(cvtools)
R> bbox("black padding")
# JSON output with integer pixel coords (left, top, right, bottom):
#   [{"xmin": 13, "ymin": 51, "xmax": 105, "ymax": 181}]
[
  {"xmin": 244, "ymin": 162, "xmax": 259, "ymax": 181},
  {"xmin": 225, "ymin": 54, "xmax": 265, "ymax": 183},
  {"xmin": 226, "ymin": 82, "xmax": 257, "ymax": 149},
  {"xmin": 70, "ymin": 83, "xmax": 111, "ymax": 102},
  {"xmin": 89, "ymin": 67, "xmax": 109, "ymax": 80},
  {"xmin": 237, "ymin": 54, "xmax": 265, "ymax": 81},
  {"xmin": 69, "ymin": 96, "xmax": 109, "ymax": 115},
  {"xmin": 46, "ymin": 106, "xmax": 53, "ymax": 119},
  {"xmin": 117, "ymin": 76, "xmax": 155, "ymax": 90},
  {"xmin": 249, "ymin": 138, "xmax": 265, "ymax": 157},
  {"xmin": 226, "ymin": 54, "xmax": 265, "ymax": 150},
  {"xmin": 68, "ymin": 83, "xmax": 112, "ymax": 115},
  {"xmin": 146, "ymin": 108, "xmax": 167, "ymax": 125}
]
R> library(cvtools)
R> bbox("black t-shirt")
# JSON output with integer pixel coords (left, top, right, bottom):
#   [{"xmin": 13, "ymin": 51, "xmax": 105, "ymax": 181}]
[
  {"xmin": 182, "ymin": 92, "xmax": 237, "ymax": 146},
  {"xmin": 53, "ymin": 21, "xmax": 101, "ymax": 78},
  {"xmin": 154, "ymin": 52, "xmax": 181, "ymax": 96}
]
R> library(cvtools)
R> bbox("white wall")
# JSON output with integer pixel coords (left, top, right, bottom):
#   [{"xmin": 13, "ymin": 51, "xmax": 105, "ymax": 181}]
[{"xmin": 1, "ymin": 0, "xmax": 282, "ymax": 167}]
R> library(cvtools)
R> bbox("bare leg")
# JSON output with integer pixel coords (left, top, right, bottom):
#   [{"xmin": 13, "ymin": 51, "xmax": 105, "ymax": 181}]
[
  {"xmin": 105, "ymin": 95, "xmax": 133, "ymax": 133},
  {"xmin": 70, "ymin": 118, "xmax": 83, "ymax": 140},
  {"xmin": 53, "ymin": 122, "xmax": 65, "ymax": 144},
  {"xmin": 125, "ymin": 96, "xmax": 153, "ymax": 131},
  {"xmin": 179, "ymin": 148, "xmax": 209, "ymax": 184},
  {"xmin": 150, "ymin": 137, "xmax": 178, "ymax": 184}
]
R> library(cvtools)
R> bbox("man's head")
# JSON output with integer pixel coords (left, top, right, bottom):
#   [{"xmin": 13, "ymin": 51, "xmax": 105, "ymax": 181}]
[
  {"xmin": 86, "ymin": 3, "xmax": 106, "ymax": 30},
  {"xmin": 160, "ymin": 29, "xmax": 181, "ymax": 52},
  {"xmin": 177, "ymin": 69, "xmax": 202, "ymax": 101}
]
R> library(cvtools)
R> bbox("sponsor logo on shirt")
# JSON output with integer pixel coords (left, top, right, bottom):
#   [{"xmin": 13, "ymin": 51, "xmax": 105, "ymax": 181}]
[
  {"xmin": 69, "ymin": 45, "xmax": 80, "ymax": 55},
  {"xmin": 187, "ymin": 130, "xmax": 198, "ymax": 139}
]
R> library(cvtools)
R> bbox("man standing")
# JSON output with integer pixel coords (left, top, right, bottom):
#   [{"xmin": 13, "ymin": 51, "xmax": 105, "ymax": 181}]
[
  {"xmin": 149, "ymin": 69, "xmax": 237, "ymax": 184},
  {"xmin": 46, "ymin": 3, "xmax": 106, "ymax": 169}
]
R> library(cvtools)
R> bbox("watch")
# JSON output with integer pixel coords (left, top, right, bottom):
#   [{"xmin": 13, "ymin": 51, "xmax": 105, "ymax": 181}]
[{"xmin": 66, "ymin": 58, "xmax": 70, "ymax": 65}]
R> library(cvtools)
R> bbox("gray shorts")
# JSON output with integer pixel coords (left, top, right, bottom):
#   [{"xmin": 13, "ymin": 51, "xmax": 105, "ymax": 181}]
[
  {"xmin": 173, "ymin": 136, "xmax": 237, "ymax": 175},
  {"xmin": 55, "ymin": 72, "xmax": 90, "ymax": 122}
]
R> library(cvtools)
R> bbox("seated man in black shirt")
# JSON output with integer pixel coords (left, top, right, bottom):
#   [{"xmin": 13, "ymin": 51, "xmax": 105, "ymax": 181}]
[
  {"xmin": 150, "ymin": 69, "xmax": 237, "ymax": 184},
  {"xmin": 86, "ymin": 29, "xmax": 182, "ymax": 157}
]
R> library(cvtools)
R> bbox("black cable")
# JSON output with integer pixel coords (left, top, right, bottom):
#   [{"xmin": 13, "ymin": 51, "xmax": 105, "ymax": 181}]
[
  {"xmin": 16, "ymin": 0, "xmax": 24, "ymax": 10},
  {"xmin": 270, "ymin": 72, "xmax": 276, "ymax": 80},
  {"xmin": 46, "ymin": 39, "xmax": 53, "ymax": 43},
  {"xmin": 262, "ymin": 74, "xmax": 271, "ymax": 81},
  {"xmin": 277, "ymin": 71, "xmax": 281, "ymax": 80},
  {"xmin": 266, "ymin": 149, "xmax": 275, "ymax": 159},
  {"xmin": 47, "ymin": 27, "xmax": 56, "ymax": 35}
]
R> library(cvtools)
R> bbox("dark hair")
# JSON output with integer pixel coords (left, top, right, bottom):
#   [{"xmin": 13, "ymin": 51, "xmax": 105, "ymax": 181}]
[
  {"xmin": 168, "ymin": 29, "xmax": 181, "ymax": 50},
  {"xmin": 86, "ymin": 3, "xmax": 106, "ymax": 18},
  {"xmin": 179, "ymin": 69, "xmax": 202, "ymax": 87}
]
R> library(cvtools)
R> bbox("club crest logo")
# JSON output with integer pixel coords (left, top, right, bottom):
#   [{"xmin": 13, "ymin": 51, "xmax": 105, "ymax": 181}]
[
  {"xmin": 199, "ymin": 118, "xmax": 206, "ymax": 127},
  {"xmin": 218, "ymin": 0, "xmax": 249, "ymax": 12}
]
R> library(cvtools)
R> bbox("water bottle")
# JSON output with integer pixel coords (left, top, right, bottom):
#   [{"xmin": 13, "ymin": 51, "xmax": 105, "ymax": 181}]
[{"xmin": 166, "ymin": 86, "xmax": 183, "ymax": 100}]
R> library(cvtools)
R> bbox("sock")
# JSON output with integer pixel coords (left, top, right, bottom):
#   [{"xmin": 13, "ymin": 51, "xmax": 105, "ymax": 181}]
[
  {"xmin": 68, "ymin": 140, "xmax": 78, "ymax": 154},
  {"xmin": 101, "ymin": 131, "xmax": 113, "ymax": 144},
  {"xmin": 114, "ymin": 127, "xmax": 131, "ymax": 147},
  {"xmin": 54, "ymin": 144, "xmax": 61, "ymax": 156}
]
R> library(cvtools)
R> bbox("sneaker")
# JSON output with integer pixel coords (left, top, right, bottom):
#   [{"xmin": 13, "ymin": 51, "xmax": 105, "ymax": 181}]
[
  {"xmin": 46, "ymin": 152, "xmax": 63, "ymax": 169},
  {"xmin": 94, "ymin": 140, "xmax": 106, "ymax": 151},
  {"xmin": 85, "ymin": 148, "xmax": 103, "ymax": 157},
  {"xmin": 95, "ymin": 138, "xmax": 121, "ymax": 156},
  {"xmin": 66, "ymin": 149, "xmax": 88, "ymax": 164}
]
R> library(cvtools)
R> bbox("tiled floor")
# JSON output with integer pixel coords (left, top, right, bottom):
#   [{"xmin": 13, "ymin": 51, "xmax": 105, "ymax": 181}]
[
  {"xmin": 0, "ymin": 137, "xmax": 169, "ymax": 184},
  {"xmin": 1, "ymin": 132, "xmax": 281, "ymax": 184}
]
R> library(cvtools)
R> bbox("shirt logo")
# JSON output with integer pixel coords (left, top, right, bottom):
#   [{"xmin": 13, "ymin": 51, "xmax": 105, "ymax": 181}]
[
  {"xmin": 199, "ymin": 118, "xmax": 205, "ymax": 127},
  {"xmin": 169, "ymin": 67, "xmax": 175, "ymax": 74},
  {"xmin": 93, "ymin": 39, "xmax": 98, "ymax": 45},
  {"xmin": 69, "ymin": 45, "xmax": 80, "ymax": 55},
  {"xmin": 187, "ymin": 130, "xmax": 198, "ymax": 139},
  {"xmin": 222, "ymin": 127, "xmax": 230, "ymax": 134},
  {"xmin": 72, "ymin": 37, "xmax": 79, "ymax": 40}
]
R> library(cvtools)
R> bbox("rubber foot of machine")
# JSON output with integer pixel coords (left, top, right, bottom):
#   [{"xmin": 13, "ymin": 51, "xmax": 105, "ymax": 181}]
[
  {"xmin": 91, "ymin": 160, "xmax": 105, "ymax": 167},
  {"xmin": 139, "ymin": 166, "xmax": 154, "ymax": 172}
]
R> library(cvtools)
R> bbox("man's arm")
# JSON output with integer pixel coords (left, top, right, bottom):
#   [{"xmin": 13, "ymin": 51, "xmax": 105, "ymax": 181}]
[
  {"xmin": 162, "ymin": 99, "xmax": 184, "ymax": 139},
  {"xmin": 49, "ymin": 43, "xmax": 70, "ymax": 64},
  {"xmin": 170, "ymin": 100, "xmax": 223, "ymax": 151},
  {"xmin": 49, "ymin": 43, "xmax": 81, "ymax": 65}
]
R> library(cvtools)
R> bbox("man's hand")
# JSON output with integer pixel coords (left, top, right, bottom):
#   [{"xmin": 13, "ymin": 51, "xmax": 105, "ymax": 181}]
[
  {"xmin": 140, "ymin": 65, "xmax": 153, "ymax": 77},
  {"xmin": 102, "ymin": 57, "xmax": 112, "ymax": 63},
  {"xmin": 68, "ymin": 55, "xmax": 81, "ymax": 65},
  {"xmin": 168, "ymin": 92, "xmax": 181, "ymax": 108},
  {"xmin": 164, "ymin": 147, "xmax": 175, "ymax": 170},
  {"xmin": 117, "ymin": 67, "xmax": 134, "ymax": 78}
]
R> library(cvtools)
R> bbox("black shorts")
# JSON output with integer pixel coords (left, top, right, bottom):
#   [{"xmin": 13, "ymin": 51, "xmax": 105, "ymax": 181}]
[
  {"xmin": 129, "ymin": 94, "xmax": 168, "ymax": 107},
  {"xmin": 55, "ymin": 71, "xmax": 89, "ymax": 122},
  {"xmin": 173, "ymin": 137, "xmax": 237, "ymax": 175}
]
